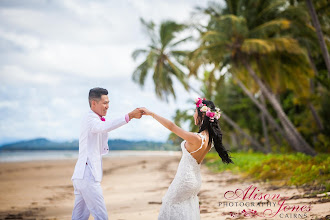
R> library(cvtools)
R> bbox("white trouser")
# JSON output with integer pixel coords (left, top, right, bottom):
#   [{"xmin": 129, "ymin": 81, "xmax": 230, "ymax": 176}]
[{"xmin": 72, "ymin": 163, "xmax": 108, "ymax": 220}]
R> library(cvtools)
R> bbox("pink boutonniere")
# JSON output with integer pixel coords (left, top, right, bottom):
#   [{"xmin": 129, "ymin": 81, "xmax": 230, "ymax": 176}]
[{"xmin": 101, "ymin": 117, "xmax": 106, "ymax": 121}]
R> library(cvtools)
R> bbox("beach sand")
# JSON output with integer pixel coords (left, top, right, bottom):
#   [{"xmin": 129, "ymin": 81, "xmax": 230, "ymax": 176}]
[{"xmin": 0, "ymin": 153, "xmax": 329, "ymax": 220}]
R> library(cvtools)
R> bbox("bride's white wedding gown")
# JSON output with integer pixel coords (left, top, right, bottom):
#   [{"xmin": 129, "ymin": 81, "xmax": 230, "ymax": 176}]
[{"xmin": 158, "ymin": 133, "xmax": 208, "ymax": 220}]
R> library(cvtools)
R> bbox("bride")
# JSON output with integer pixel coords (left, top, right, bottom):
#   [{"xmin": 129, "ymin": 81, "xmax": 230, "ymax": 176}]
[{"xmin": 139, "ymin": 98, "xmax": 234, "ymax": 220}]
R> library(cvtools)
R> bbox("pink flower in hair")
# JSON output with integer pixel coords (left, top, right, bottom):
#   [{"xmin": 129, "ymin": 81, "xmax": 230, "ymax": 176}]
[
  {"xmin": 195, "ymin": 98, "xmax": 203, "ymax": 107},
  {"xmin": 206, "ymin": 111, "xmax": 215, "ymax": 118}
]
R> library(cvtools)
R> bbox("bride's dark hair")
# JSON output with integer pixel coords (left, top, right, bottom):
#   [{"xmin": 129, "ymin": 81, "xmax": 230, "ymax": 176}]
[{"xmin": 196, "ymin": 99, "xmax": 234, "ymax": 164}]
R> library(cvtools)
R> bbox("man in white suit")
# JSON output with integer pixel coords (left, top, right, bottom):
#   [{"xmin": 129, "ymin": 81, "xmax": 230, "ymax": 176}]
[{"xmin": 71, "ymin": 87, "xmax": 143, "ymax": 220}]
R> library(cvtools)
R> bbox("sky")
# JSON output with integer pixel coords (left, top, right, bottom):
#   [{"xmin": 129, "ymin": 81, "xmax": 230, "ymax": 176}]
[{"xmin": 0, "ymin": 0, "xmax": 211, "ymax": 144}]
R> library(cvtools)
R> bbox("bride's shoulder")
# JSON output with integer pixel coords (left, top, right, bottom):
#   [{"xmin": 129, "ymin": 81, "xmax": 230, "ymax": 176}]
[{"xmin": 194, "ymin": 132, "xmax": 206, "ymax": 139}]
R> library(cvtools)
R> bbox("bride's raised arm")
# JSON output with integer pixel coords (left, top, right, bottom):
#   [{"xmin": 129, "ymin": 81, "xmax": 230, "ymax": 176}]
[{"xmin": 138, "ymin": 107, "xmax": 201, "ymax": 146}]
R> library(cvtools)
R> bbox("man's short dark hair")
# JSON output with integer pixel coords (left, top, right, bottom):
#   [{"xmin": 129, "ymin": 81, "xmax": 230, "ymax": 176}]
[{"xmin": 89, "ymin": 87, "xmax": 108, "ymax": 107}]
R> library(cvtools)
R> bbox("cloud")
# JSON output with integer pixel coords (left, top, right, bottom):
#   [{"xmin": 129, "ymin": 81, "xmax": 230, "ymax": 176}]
[
  {"xmin": 1, "ymin": 65, "xmax": 62, "ymax": 85},
  {"xmin": 0, "ymin": 28, "xmax": 40, "ymax": 50},
  {"xmin": 0, "ymin": 0, "xmax": 207, "ymax": 142}
]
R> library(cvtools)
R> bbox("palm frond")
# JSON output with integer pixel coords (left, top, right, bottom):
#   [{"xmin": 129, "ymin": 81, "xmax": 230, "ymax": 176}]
[
  {"xmin": 201, "ymin": 30, "xmax": 228, "ymax": 41},
  {"xmin": 169, "ymin": 36, "xmax": 193, "ymax": 48},
  {"xmin": 160, "ymin": 21, "xmax": 186, "ymax": 49},
  {"xmin": 132, "ymin": 60, "xmax": 150, "ymax": 87},
  {"xmin": 132, "ymin": 49, "xmax": 148, "ymax": 60},
  {"xmin": 241, "ymin": 38, "xmax": 305, "ymax": 55},
  {"xmin": 249, "ymin": 19, "xmax": 291, "ymax": 38},
  {"xmin": 132, "ymin": 51, "xmax": 157, "ymax": 86},
  {"xmin": 170, "ymin": 50, "xmax": 190, "ymax": 66},
  {"xmin": 165, "ymin": 57, "xmax": 189, "ymax": 90},
  {"xmin": 140, "ymin": 18, "xmax": 159, "ymax": 47}
]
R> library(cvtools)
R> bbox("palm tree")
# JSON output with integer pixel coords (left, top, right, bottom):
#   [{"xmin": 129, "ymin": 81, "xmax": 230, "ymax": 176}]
[
  {"xmin": 285, "ymin": 0, "xmax": 324, "ymax": 132},
  {"xmin": 132, "ymin": 18, "xmax": 190, "ymax": 101},
  {"xmin": 193, "ymin": 0, "xmax": 317, "ymax": 155},
  {"xmin": 305, "ymin": 0, "xmax": 330, "ymax": 77}
]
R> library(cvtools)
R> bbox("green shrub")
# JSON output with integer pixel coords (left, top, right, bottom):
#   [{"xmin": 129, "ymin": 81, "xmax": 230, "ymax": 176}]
[{"xmin": 204, "ymin": 152, "xmax": 330, "ymax": 193}]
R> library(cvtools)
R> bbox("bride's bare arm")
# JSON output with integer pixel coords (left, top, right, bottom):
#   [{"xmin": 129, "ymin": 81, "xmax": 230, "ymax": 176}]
[{"xmin": 139, "ymin": 107, "xmax": 201, "ymax": 146}]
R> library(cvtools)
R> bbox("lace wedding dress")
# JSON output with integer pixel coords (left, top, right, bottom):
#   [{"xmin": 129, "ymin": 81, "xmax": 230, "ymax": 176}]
[{"xmin": 158, "ymin": 133, "xmax": 208, "ymax": 220}]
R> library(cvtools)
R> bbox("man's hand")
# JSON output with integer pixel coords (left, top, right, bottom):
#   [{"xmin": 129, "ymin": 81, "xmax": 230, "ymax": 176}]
[
  {"xmin": 128, "ymin": 108, "xmax": 144, "ymax": 120},
  {"xmin": 138, "ymin": 107, "xmax": 153, "ymax": 116}
]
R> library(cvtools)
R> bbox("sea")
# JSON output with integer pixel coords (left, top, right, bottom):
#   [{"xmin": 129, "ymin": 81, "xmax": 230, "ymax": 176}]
[{"xmin": 0, "ymin": 150, "xmax": 180, "ymax": 163}]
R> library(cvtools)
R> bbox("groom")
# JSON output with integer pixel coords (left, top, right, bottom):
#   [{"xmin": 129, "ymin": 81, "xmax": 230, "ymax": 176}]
[{"xmin": 71, "ymin": 87, "xmax": 143, "ymax": 220}]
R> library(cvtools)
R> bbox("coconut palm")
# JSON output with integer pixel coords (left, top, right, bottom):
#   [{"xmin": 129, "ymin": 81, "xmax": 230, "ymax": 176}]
[
  {"xmin": 193, "ymin": 0, "xmax": 317, "ymax": 155},
  {"xmin": 132, "ymin": 18, "xmax": 190, "ymax": 101}
]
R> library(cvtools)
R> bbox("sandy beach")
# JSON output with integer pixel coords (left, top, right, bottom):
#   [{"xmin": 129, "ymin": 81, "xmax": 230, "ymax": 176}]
[{"xmin": 0, "ymin": 152, "xmax": 329, "ymax": 220}]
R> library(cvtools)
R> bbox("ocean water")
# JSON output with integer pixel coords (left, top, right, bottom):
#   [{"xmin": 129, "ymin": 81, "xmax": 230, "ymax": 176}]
[{"xmin": 0, "ymin": 150, "xmax": 180, "ymax": 163}]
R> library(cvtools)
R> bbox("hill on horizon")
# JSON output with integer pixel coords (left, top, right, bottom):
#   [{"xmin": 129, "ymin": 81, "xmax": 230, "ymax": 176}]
[{"xmin": 0, "ymin": 138, "xmax": 179, "ymax": 151}]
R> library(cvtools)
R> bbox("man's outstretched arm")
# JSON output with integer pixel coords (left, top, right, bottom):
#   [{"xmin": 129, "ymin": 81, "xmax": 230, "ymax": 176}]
[{"xmin": 89, "ymin": 108, "xmax": 143, "ymax": 133}]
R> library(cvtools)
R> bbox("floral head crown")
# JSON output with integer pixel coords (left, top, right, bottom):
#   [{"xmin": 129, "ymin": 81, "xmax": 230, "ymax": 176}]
[{"xmin": 195, "ymin": 97, "xmax": 221, "ymax": 122}]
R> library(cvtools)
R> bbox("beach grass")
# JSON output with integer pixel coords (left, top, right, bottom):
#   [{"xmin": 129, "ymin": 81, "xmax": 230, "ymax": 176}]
[{"xmin": 204, "ymin": 151, "xmax": 330, "ymax": 194}]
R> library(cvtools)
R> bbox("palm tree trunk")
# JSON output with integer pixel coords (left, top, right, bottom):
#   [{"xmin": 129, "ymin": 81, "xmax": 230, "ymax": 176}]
[
  {"xmin": 242, "ymin": 59, "xmax": 317, "ymax": 156},
  {"xmin": 230, "ymin": 132, "xmax": 241, "ymax": 150},
  {"xmin": 221, "ymin": 112, "xmax": 266, "ymax": 153},
  {"xmin": 305, "ymin": 0, "xmax": 330, "ymax": 77},
  {"xmin": 260, "ymin": 92, "xmax": 271, "ymax": 153},
  {"xmin": 307, "ymin": 48, "xmax": 318, "ymax": 91},
  {"xmin": 234, "ymin": 132, "xmax": 243, "ymax": 150},
  {"xmin": 188, "ymin": 85, "xmax": 266, "ymax": 153},
  {"xmin": 269, "ymin": 121, "xmax": 283, "ymax": 146},
  {"xmin": 232, "ymin": 76, "xmax": 288, "ymax": 140},
  {"xmin": 308, "ymin": 103, "xmax": 324, "ymax": 131},
  {"xmin": 307, "ymin": 49, "xmax": 324, "ymax": 131}
]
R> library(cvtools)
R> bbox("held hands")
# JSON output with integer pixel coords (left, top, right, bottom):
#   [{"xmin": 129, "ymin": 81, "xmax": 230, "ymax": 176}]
[
  {"xmin": 138, "ymin": 107, "xmax": 153, "ymax": 117},
  {"xmin": 128, "ymin": 107, "xmax": 154, "ymax": 120},
  {"xmin": 128, "ymin": 108, "xmax": 144, "ymax": 120}
]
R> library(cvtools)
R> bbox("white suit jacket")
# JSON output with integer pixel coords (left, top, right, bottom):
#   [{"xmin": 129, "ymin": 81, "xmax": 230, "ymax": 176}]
[{"xmin": 71, "ymin": 109, "xmax": 128, "ymax": 182}]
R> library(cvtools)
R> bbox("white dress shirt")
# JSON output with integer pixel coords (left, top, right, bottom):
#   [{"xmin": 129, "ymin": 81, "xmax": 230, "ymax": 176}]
[{"xmin": 71, "ymin": 109, "xmax": 128, "ymax": 182}]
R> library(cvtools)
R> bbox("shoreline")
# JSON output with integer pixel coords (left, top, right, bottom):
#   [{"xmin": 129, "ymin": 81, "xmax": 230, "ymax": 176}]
[{"xmin": 0, "ymin": 150, "xmax": 181, "ymax": 163}]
